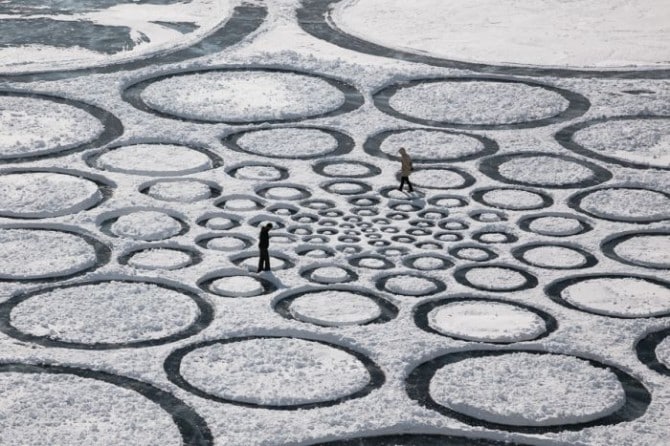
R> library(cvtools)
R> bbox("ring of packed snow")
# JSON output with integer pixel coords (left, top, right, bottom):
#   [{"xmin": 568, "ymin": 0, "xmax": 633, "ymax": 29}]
[
  {"xmin": 472, "ymin": 187, "xmax": 552, "ymax": 211},
  {"xmin": 558, "ymin": 116, "xmax": 670, "ymax": 170},
  {"xmin": 374, "ymin": 78, "xmax": 587, "ymax": 129},
  {"xmin": 603, "ymin": 231, "xmax": 670, "ymax": 269},
  {"xmin": 196, "ymin": 213, "xmax": 241, "ymax": 231},
  {"xmin": 198, "ymin": 272, "xmax": 276, "ymax": 297},
  {"xmin": 256, "ymin": 184, "xmax": 311, "ymax": 201},
  {"xmin": 456, "ymin": 265, "xmax": 537, "ymax": 292},
  {"xmin": 216, "ymin": 195, "xmax": 266, "ymax": 212},
  {"xmin": 104, "ymin": 210, "xmax": 186, "ymax": 241},
  {"xmin": 231, "ymin": 251, "xmax": 296, "ymax": 271},
  {"xmin": 364, "ymin": 128, "xmax": 498, "ymax": 163},
  {"xmin": 226, "ymin": 162, "xmax": 289, "ymax": 181},
  {"xmin": 480, "ymin": 152, "xmax": 612, "ymax": 188},
  {"xmin": 377, "ymin": 273, "xmax": 446, "ymax": 297},
  {"xmin": 472, "ymin": 230, "xmax": 518, "ymax": 244},
  {"xmin": 0, "ymin": 279, "xmax": 212, "ymax": 349},
  {"xmin": 313, "ymin": 159, "xmax": 381, "ymax": 178},
  {"xmin": 0, "ymin": 170, "xmax": 108, "ymax": 218},
  {"xmin": 402, "ymin": 254, "xmax": 453, "ymax": 271},
  {"xmin": 119, "ymin": 246, "xmax": 201, "ymax": 271},
  {"xmin": 513, "ymin": 243, "xmax": 596, "ymax": 270},
  {"xmin": 302, "ymin": 265, "xmax": 358, "ymax": 284},
  {"xmin": 569, "ymin": 187, "xmax": 670, "ymax": 223},
  {"xmin": 519, "ymin": 213, "xmax": 592, "ymax": 237},
  {"xmin": 415, "ymin": 298, "xmax": 554, "ymax": 343},
  {"xmin": 548, "ymin": 275, "xmax": 670, "ymax": 318},
  {"xmin": 89, "ymin": 143, "xmax": 220, "ymax": 176},
  {"xmin": 469, "ymin": 210, "xmax": 507, "ymax": 223},
  {"xmin": 126, "ymin": 68, "xmax": 363, "ymax": 124},
  {"xmin": 449, "ymin": 245, "xmax": 498, "ymax": 262},
  {"xmin": 0, "ymin": 226, "xmax": 108, "ymax": 281},
  {"xmin": 428, "ymin": 194, "xmax": 468, "ymax": 208},
  {"xmin": 405, "ymin": 167, "xmax": 475, "ymax": 190},
  {"xmin": 322, "ymin": 180, "xmax": 372, "ymax": 196},
  {"xmin": 0, "ymin": 92, "xmax": 119, "ymax": 161},
  {"xmin": 140, "ymin": 179, "xmax": 220, "ymax": 203},
  {"xmin": 636, "ymin": 328, "xmax": 670, "ymax": 376},
  {"xmin": 165, "ymin": 336, "xmax": 384, "ymax": 408}
]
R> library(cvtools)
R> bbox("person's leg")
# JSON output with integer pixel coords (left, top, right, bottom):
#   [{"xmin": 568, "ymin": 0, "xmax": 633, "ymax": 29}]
[
  {"xmin": 399, "ymin": 176, "xmax": 407, "ymax": 191},
  {"xmin": 257, "ymin": 252, "xmax": 264, "ymax": 272},
  {"xmin": 262, "ymin": 249, "xmax": 271, "ymax": 271},
  {"xmin": 406, "ymin": 176, "xmax": 414, "ymax": 192}
]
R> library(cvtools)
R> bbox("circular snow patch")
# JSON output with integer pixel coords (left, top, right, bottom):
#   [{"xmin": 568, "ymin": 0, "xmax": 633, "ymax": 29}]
[
  {"xmin": 234, "ymin": 127, "xmax": 341, "ymax": 158},
  {"xmin": 553, "ymin": 276, "xmax": 670, "ymax": 318},
  {"xmin": 609, "ymin": 233, "xmax": 670, "ymax": 268},
  {"xmin": 525, "ymin": 215, "xmax": 587, "ymax": 237},
  {"xmin": 210, "ymin": 276, "xmax": 265, "ymax": 297},
  {"xmin": 206, "ymin": 236, "xmax": 248, "ymax": 252},
  {"xmin": 373, "ymin": 129, "xmax": 493, "ymax": 162},
  {"xmin": 110, "ymin": 211, "xmax": 183, "ymax": 241},
  {"xmin": 571, "ymin": 187, "xmax": 670, "ymax": 223},
  {"xmin": 6, "ymin": 281, "xmax": 206, "ymax": 347},
  {"xmin": 0, "ymin": 228, "xmax": 99, "ymax": 280},
  {"xmin": 516, "ymin": 245, "xmax": 592, "ymax": 269},
  {"xmin": 229, "ymin": 164, "xmax": 287, "ymax": 181},
  {"xmin": 426, "ymin": 300, "xmax": 547, "ymax": 342},
  {"xmin": 169, "ymin": 337, "xmax": 380, "ymax": 407},
  {"xmin": 315, "ymin": 160, "xmax": 380, "ymax": 178},
  {"xmin": 93, "ymin": 144, "xmax": 213, "ymax": 176},
  {"xmin": 258, "ymin": 186, "xmax": 309, "ymax": 201},
  {"xmin": 450, "ymin": 246, "xmax": 496, "ymax": 262},
  {"xmin": 476, "ymin": 188, "xmax": 550, "ymax": 210},
  {"xmin": 221, "ymin": 198, "xmax": 262, "ymax": 212},
  {"xmin": 384, "ymin": 80, "xmax": 569, "ymax": 127},
  {"xmin": 0, "ymin": 95, "xmax": 104, "ymax": 160},
  {"xmin": 459, "ymin": 266, "xmax": 536, "ymax": 292},
  {"xmin": 126, "ymin": 248, "xmax": 194, "ymax": 271},
  {"xmin": 411, "ymin": 168, "xmax": 473, "ymax": 189},
  {"xmin": 310, "ymin": 267, "xmax": 351, "ymax": 284},
  {"xmin": 0, "ymin": 171, "xmax": 103, "ymax": 218},
  {"xmin": 139, "ymin": 70, "xmax": 347, "ymax": 123},
  {"xmin": 428, "ymin": 352, "xmax": 625, "ymax": 426},
  {"xmin": 144, "ymin": 180, "xmax": 213, "ymax": 203},
  {"xmin": 201, "ymin": 216, "xmax": 238, "ymax": 230},
  {"xmin": 380, "ymin": 274, "xmax": 444, "ymax": 296},
  {"xmin": 288, "ymin": 290, "xmax": 382, "ymax": 326}
]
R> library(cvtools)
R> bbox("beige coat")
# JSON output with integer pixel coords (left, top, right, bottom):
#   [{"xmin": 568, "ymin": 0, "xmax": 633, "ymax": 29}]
[{"xmin": 400, "ymin": 152, "xmax": 413, "ymax": 176}]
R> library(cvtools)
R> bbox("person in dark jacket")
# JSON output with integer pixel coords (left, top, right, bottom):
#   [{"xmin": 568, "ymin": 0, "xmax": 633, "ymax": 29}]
[
  {"xmin": 257, "ymin": 223, "xmax": 272, "ymax": 272},
  {"xmin": 398, "ymin": 147, "xmax": 414, "ymax": 192}
]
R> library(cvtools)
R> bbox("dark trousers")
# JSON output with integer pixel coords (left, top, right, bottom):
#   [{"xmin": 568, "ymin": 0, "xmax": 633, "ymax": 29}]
[
  {"xmin": 257, "ymin": 247, "xmax": 270, "ymax": 272},
  {"xmin": 399, "ymin": 176, "xmax": 413, "ymax": 192}
]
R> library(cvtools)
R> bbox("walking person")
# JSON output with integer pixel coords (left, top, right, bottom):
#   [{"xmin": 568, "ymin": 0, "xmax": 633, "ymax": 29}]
[
  {"xmin": 257, "ymin": 223, "xmax": 272, "ymax": 273},
  {"xmin": 398, "ymin": 147, "xmax": 414, "ymax": 192}
]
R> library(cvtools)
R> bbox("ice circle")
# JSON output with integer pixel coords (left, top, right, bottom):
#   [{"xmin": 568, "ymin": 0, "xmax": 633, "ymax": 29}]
[
  {"xmin": 90, "ymin": 143, "xmax": 217, "ymax": 176},
  {"xmin": 227, "ymin": 127, "xmax": 349, "ymax": 159},
  {"xmin": 218, "ymin": 196, "xmax": 265, "ymax": 212},
  {"xmin": 280, "ymin": 289, "xmax": 386, "ymax": 326},
  {"xmin": 481, "ymin": 153, "xmax": 611, "ymax": 188},
  {"xmin": 166, "ymin": 337, "xmax": 383, "ymax": 408},
  {"xmin": 449, "ymin": 245, "xmax": 497, "ymax": 262},
  {"xmin": 124, "ymin": 248, "xmax": 198, "ymax": 271},
  {"xmin": 142, "ymin": 179, "xmax": 216, "ymax": 203},
  {"xmin": 604, "ymin": 231, "xmax": 670, "ymax": 269},
  {"xmin": 257, "ymin": 185, "xmax": 311, "ymax": 201},
  {"xmin": 410, "ymin": 167, "xmax": 475, "ymax": 190},
  {"xmin": 473, "ymin": 187, "xmax": 552, "ymax": 211},
  {"xmin": 109, "ymin": 211, "xmax": 184, "ymax": 241},
  {"xmin": 307, "ymin": 266, "xmax": 354, "ymax": 284},
  {"xmin": 521, "ymin": 213, "xmax": 591, "ymax": 237},
  {"xmin": 0, "ymin": 171, "xmax": 106, "ymax": 218},
  {"xmin": 375, "ymin": 78, "xmax": 582, "ymax": 129},
  {"xmin": 548, "ymin": 275, "xmax": 670, "ymax": 318},
  {"xmin": 0, "ymin": 93, "xmax": 110, "ymax": 161},
  {"xmin": 379, "ymin": 273, "xmax": 445, "ymax": 297},
  {"xmin": 636, "ymin": 327, "xmax": 670, "ymax": 376},
  {"xmin": 1, "ymin": 280, "xmax": 210, "ymax": 348},
  {"xmin": 227, "ymin": 163, "xmax": 288, "ymax": 181},
  {"xmin": 210, "ymin": 276, "xmax": 265, "ymax": 297},
  {"xmin": 418, "ymin": 299, "xmax": 550, "ymax": 343},
  {"xmin": 458, "ymin": 265, "xmax": 537, "ymax": 292},
  {"xmin": 560, "ymin": 116, "xmax": 670, "ymax": 170},
  {"xmin": 0, "ymin": 227, "xmax": 105, "ymax": 281},
  {"xmin": 570, "ymin": 187, "xmax": 670, "ymax": 223},
  {"xmin": 514, "ymin": 244, "xmax": 596, "ymax": 269},
  {"xmin": 313, "ymin": 159, "xmax": 381, "ymax": 178},
  {"xmin": 130, "ymin": 69, "xmax": 359, "ymax": 124}
]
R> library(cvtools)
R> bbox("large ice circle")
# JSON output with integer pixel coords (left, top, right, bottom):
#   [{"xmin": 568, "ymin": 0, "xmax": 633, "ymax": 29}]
[
  {"xmin": 131, "ymin": 69, "xmax": 357, "ymax": 123},
  {"xmin": 514, "ymin": 244, "xmax": 595, "ymax": 269},
  {"xmin": 457, "ymin": 265, "xmax": 537, "ymax": 292},
  {"xmin": 379, "ymin": 273, "xmax": 445, "ymax": 297},
  {"xmin": 549, "ymin": 275, "xmax": 670, "ymax": 318},
  {"xmin": 166, "ymin": 337, "xmax": 383, "ymax": 408},
  {"xmin": 570, "ymin": 187, "xmax": 670, "ymax": 223},
  {"xmin": 473, "ymin": 187, "xmax": 552, "ymax": 211},
  {"xmin": 1, "ymin": 280, "xmax": 211, "ymax": 348},
  {"xmin": 0, "ymin": 93, "xmax": 109, "ymax": 161},
  {"xmin": 108, "ymin": 211, "xmax": 184, "ymax": 241},
  {"xmin": 0, "ymin": 171, "xmax": 106, "ymax": 218},
  {"xmin": 605, "ymin": 231, "xmax": 670, "ymax": 269},
  {"xmin": 226, "ymin": 127, "xmax": 351, "ymax": 159},
  {"xmin": 0, "ymin": 227, "xmax": 105, "ymax": 281}
]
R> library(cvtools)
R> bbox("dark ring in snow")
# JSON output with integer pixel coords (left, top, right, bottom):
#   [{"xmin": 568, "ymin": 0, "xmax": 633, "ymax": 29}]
[
  {"xmin": 448, "ymin": 244, "xmax": 499, "ymax": 262},
  {"xmin": 406, "ymin": 227, "xmax": 433, "ymax": 237},
  {"xmin": 471, "ymin": 230, "xmax": 518, "ymax": 244},
  {"xmin": 321, "ymin": 179, "xmax": 373, "ymax": 195},
  {"xmin": 376, "ymin": 272, "xmax": 446, "ymax": 297},
  {"xmin": 555, "ymin": 115, "xmax": 670, "ymax": 170},
  {"xmin": 300, "ymin": 198, "xmax": 336, "ymax": 210},
  {"xmin": 394, "ymin": 166, "xmax": 476, "ymax": 190},
  {"xmin": 601, "ymin": 230, "xmax": 670, "ymax": 270},
  {"xmin": 295, "ymin": 244, "xmax": 337, "ymax": 258},
  {"xmin": 197, "ymin": 270, "xmax": 278, "ymax": 297},
  {"xmin": 139, "ymin": 178, "xmax": 222, "ymax": 202},
  {"xmin": 0, "ymin": 277, "xmax": 213, "ymax": 350},
  {"xmin": 123, "ymin": 68, "xmax": 364, "ymax": 125},
  {"xmin": 636, "ymin": 327, "xmax": 670, "ymax": 376},
  {"xmin": 545, "ymin": 273, "xmax": 670, "ymax": 319},
  {"xmin": 0, "ymin": 90, "xmax": 123, "ymax": 162},
  {"xmin": 388, "ymin": 201, "xmax": 424, "ymax": 212},
  {"xmin": 246, "ymin": 214, "xmax": 287, "ymax": 230},
  {"xmin": 273, "ymin": 285, "xmax": 398, "ymax": 327},
  {"xmin": 292, "ymin": 212, "xmax": 320, "ymax": 223},
  {"xmin": 300, "ymin": 263, "xmax": 359, "ymax": 285},
  {"xmin": 267, "ymin": 203, "xmax": 300, "ymax": 216},
  {"xmin": 379, "ymin": 186, "xmax": 426, "ymax": 200},
  {"xmin": 297, "ymin": 0, "xmax": 669, "ymax": 79},
  {"xmin": 215, "ymin": 194, "xmax": 266, "ymax": 212},
  {"xmin": 338, "ymin": 244, "xmax": 364, "ymax": 254},
  {"xmin": 454, "ymin": 264, "xmax": 538, "ymax": 292},
  {"xmin": 195, "ymin": 233, "xmax": 255, "ymax": 251},
  {"xmin": 163, "ymin": 335, "xmax": 386, "ymax": 410},
  {"xmin": 373, "ymin": 77, "xmax": 589, "ymax": 130},
  {"xmin": 517, "ymin": 212, "xmax": 593, "ymax": 237},
  {"xmin": 363, "ymin": 127, "xmax": 499, "ymax": 163},
  {"xmin": 319, "ymin": 209, "xmax": 346, "ymax": 218},
  {"xmin": 405, "ymin": 349, "xmax": 651, "ymax": 433},
  {"xmin": 229, "ymin": 250, "xmax": 296, "ymax": 271},
  {"xmin": 434, "ymin": 232, "xmax": 465, "ymax": 242},
  {"xmin": 471, "ymin": 186, "xmax": 554, "ymax": 211},
  {"xmin": 413, "ymin": 295, "xmax": 557, "ymax": 344},
  {"xmin": 0, "ymin": 167, "xmax": 115, "ymax": 219},
  {"xmin": 401, "ymin": 253, "xmax": 453, "ymax": 271},
  {"xmin": 312, "ymin": 159, "xmax": 382, "ymax": 178},
  {"xmin": 98, "ymin": 208, "xmax": 190, "ymax": 241},
  {"xmin": 196, "ymin": 212, "xmax": 242, "ymax": 230},
  {"xmin": 437, "ymin": 219, "xmax": 469, "ymax": 231},
  {"xmin": 225, "ymin": 161, "xmax": 290, "ymax": 181},
  {"xmin": 0, "ymin": 362, "xmax": 213, "ymax": 445},
  {"xmin": 118, "ymin": 243, "xmax": 202, "ymax": 269},
  {"xmin": 377, "ymin": 246, "xmax": 409, "ymax": 256},
  {"xmin": 479, "ymin": 152, "xmax": 612, "ymax": 189},
  {"xmin": 512, "ymin": 242, "xmax": 598, "ymax": 270},
  {"xmin": 567, "ymin": 186, "xmax": 670, "ymax": 223},
  {"xmin": 468, "ymin": 210, "xmax": 508, "ymax": 223},
  {"xmin": 0, "ymin": 224, "xmax": 111, "ymax": 283},
  {"xmin": 417, "ymin": 208, "xmax": 450, "ymax": 220},
  {"xmin": 428, "ymin": 194, "xmax": 468, "ymax": 208},
  {"xmin": 415, "ymin": 241, "xmax": 443, "ymax": 250},
  {"xmin": 305, "ymin": 432, "xmax": 536, "ymax": 446},
  {"xmin": 255, "ymin": 183, "xmax": 312, "ymax": 201},
  {"xmin": 348, "ymin": 254, "xmax": 395, "ymax": 270},
  {"xmin": 408, "ymin": 218, "xmax": 436, "ymax": 228}
]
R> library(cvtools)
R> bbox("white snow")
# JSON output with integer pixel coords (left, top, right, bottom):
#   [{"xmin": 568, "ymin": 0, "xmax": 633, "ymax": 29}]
[
  {"xmin": 262, "ymin": 186, "xmax": 305, "ymax": 200},
  {"xmin": 579, "ymin": 189, "xmax": 670, "ymax": 221},
  {"xmin": 379, "ymin": 130, "xmax": 485, "ymax": 160},
  {"xmin": 10, "ymin": 282, "xmax": 199, "ymax": 344},
  {"xmin": 146, "ymin": 180, "xmax": 212, "ymax": 202},
  {"xmin": 0, "ymin": 172, "xmax": 101, "ymax": 218},
  {"xmin": 454, "ymin": 248, "xmax": 490, "ymax": 261},
  {"xmin": 481, "ymin": 189, "xmax": 545, "ymax": 210},
  {"xmin": 111, "ymin": 211, "xmax": 182, "ymax": 241},
  {"xmin": 222, "ymin": 199, "xmax": 259, "ymax": 212},
  {"xmin": 310, "ymin": 266, "xmax": 350, "ymax": 283},
  {"xmin": 0, "ymin": 229, "xmax": 96, "ymax": 280},
  {"xmin": 411, "ymin": 257, "xmax": 446, "ymax": 270},
  {"xmin": 0, "ymin": 96, "xmax": 103, "ymax": 159},
  {"xmin": 527, "ymin": 216, "xmax": 584, "ymax": 236},
  {"xmin": 327, "ymin": 181, "xmax": 366, "ymax": 194},
  {"xmin": 203, "ymin": 217, "xmax": 237, "ymax": 230},
  {"xmin": 210, "ymin": 276, "xmax": 264, "ymax": 297},
  {"xmin": 464, "ymin": 267, "xmax": 528, "ymax": 290},
  {"xmin": 289, "ymin": 290, "xmax": 382, "ymax": 326},
  {"xmin": 383, "ymin": 275, "xmax": 438, "ymax": 296},
  {"xmin": 521, "ymin": 246, "xmax": 588, "ymax": 268},
  {"xmin": 477, "ymin": 233, "xmax": 509, "ymax": 243},
  {"xmin": 127, "ymin": 248, "xmax": 192, "ymax": 270},
  {"xmin": 235, "ymin": 128, "xmax": 339, "ymax": 158},
  {"xmin": 141, "ymin": 71, "xmax": 345, "ymax": 122},
  {"xmin": 95, "ymin": 144, "xmax": 213, "ymax": 176},
  {"xmin": 206, "ymin": 236, "xmax": 247, "ymax": 251},
  {"xmin": 656, "ymin": 336, "xmax": 670, "ymax": 368},
  {"xmin": 388, "ymin": 81, "xmax": 568, "ymax": 125},
  {"xmin": 613, "ymin": 235, "xmax": 670, "ymax": 268},
  {"xmin": 412, "ymin": 169, "xmax": 468, "ymax": 189},
  {"xmin": 179, "ymin": 338, "xmax": 371, "ymax": 405},
  {"xmin": 233, "ymin": 165, "xmax": 285, "ymax": 181},
  {"xmin": 428, "ymin": 301, "xmax": 546, "ymax": 342},
  {"xmin": 322, "ymin": 162, "xmax": 373, "ymax": 177},
  {"xmin": 429, "ymin": 353, "xmax": 625, "ymax": 426},
  {"xmin": 561, "ymin": 277, "xmax": 670, "ymax": 317},
  {"xmin": 497, "ymin": 156, "xmax": 596, "ymax": 186}
]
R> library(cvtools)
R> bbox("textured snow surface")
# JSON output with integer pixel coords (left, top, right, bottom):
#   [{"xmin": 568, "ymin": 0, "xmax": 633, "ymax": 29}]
[
  {"xmin": 412, "ymin": 169, "xmax": 468, "ymax": 189},
  {"xmin": 322, "ymin": 162, "xmax": 373, "ymax": 176},
  {"xmin": 263, "ymin": 186, "xmax": 305, "ymax": 200},
  {"xmin": 10, "ymin": 282, "xmax": 199, "ymax": 344},
  {"xmin": 613, "ymin": 235, "xmax": 670, "ymax": 267},
  {"xmin": 111, "ymin": 211, "xmax": 181, "ymax": 241},
  {"xmin": 289, "ymin": 290, "xmax": 381, "ymax": 326},
  {"xmin": 179, "ymin": 338, "xmax": 371, "ymax": 405},
  {"xmin": 0, "ymin": 172, "xmax": 101, "ymax": 218},
  {"xmin": 383, "ymin": 275, "xmax": 438, "ymax": 296},
  {"xmin": 657, "ymin": 336, "xmax": 670, "ymax": 368},
  {"xmin": 430, "ymin": 353, "xmax": 626, "ymax": 426},
  {"xmin": 310, "ymin": 266, "xmax": 350, "ymax": 283},
  {"xmin": 561, "ymin": 277, "xmax": 670, "ymax": 317},
  {"xmin": 0, "ymin": 373, "xmax": 180, "ymax": 446},
  {"xmin": 463, "ymin": 267, "xmax": 527, "ymax": 290},
  {"xmin": 233, "ymin": 165, "xmax": 285, "ymax": 181},
  {"xmin": 0, "ymin": 96, "xmax": 103, "ymax": 158},
  {"xmin": 497, "ymin": 156, "xmax": 596, "ymax": 186},
  {"xmin": 428, "ymin": 301, "xmax": 546, "ymax": 342},
  {"xmin": 127, "ymin": 249, "xmax": 192, "ymax": 270},
  {"xmin": 210, "ymin": 276, "xmax": 264, "ymax": 297},
  {"xmin": 146, "ymin": 180, "xmax": 212, "ymax": 202},
  {"xmin": 521, "ymin": 246, "xmax": 587, "ymax": 268},
  {"xmin": 481, "ymin": 189, "xmax": 545, "ymax": 210},
  {"xmin": 236, "ymin": 128, "xmax": 339, "ymax": 157},
  {"xmin": 334, "ymin": 0, "xmax": 670, "ymax": 68},
  {"xmin": 454, "ymin": 248, "xmax": 490, "ymax": 261},
  {"xmin": 579, "ymin": 189, "xmax": 670, "ymax": 220},
  {"xmin": 528, "ymin": 216, "xmax": 584, "ymax": 236},
  {"xmin": 388, "ymin": 81, "xmax": 568, "ymax": 125},
  {"xmin": 379, "ymin": 130, "xmax": 485, "ymax": 160},
  {"xmin": 95, "ymin": 144, "xmax": 212, "ymax": 175},
  {"xmin": 141, "ymin": 71, "xmax": 345, "ymax": 122},
  {"xmin": 206, "ymin": 236, "xmax": 247, "ymax": 251},
  {"xmin": 0, "ymin": 229, "xmax": 96, "ymax": 279}
]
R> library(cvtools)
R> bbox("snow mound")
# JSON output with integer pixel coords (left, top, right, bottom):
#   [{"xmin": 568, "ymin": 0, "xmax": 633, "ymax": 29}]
[
  {"xmin": 520, "ymin": 246, "xmax": 588, "ymax": 269},
  {"xmin": 145, "ymin": 180, "xmax": 212, "ymax": 202},
  {"xmin": 527, "ymin": 216, "xmax": 585, "ymax": 236},
  {"xmin": 463, "ymin": 266, "xmax": 529, "ymax": 291},
  {"xmin": 576, "ymin": 188, "xmax": 670, "ymax": 222},
  {"xmin": 111, "ymin": 211, "xmax": 182, "ymax": 241},
  {"xmin": 613, "ymin": 234, "xmax": 670, "ymax": 268},
  {"xmin": 496, "ymin": 155, "xmax": 600, "ymax": 187},
  {"xmin": 232, "ymin": 164, "xmax": 285, "ymax": 181},
  {"xmin": 379, "ymin": 129, "xmax": 486, "ymax": 161},
  {"xmin": 310, "ymin": 266, "xmax": 351, "ymax": 283},
  {"xmin": 480, "ymin": 189, "xmax": 546, "ymax": 210},
  {"xmin": 289, "ymin": 290, "xmax": 382, "ymax": 326},
  {"xmin": 383, "ymin": 274, "xmax": 440, "ymax": 296},
  {"xmin": 235, "ymin": 128, "xmax": 339, "ymax": 158},
  {"xmin": 210, "ymin": 276, "xmax": 264, "ymax": 297},
  {"xmin": 94, "ymin": 144, "xmax": 213, "ymax": 176},
  {"xmin": 127, "ymin": 248, "xmax": 193, "ymax": 270}
]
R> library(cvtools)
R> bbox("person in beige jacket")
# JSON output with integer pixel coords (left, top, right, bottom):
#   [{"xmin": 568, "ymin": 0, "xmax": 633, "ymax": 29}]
[{"xmin": 398, "ymin": 147, "xmax": 414, "ymax": 192}]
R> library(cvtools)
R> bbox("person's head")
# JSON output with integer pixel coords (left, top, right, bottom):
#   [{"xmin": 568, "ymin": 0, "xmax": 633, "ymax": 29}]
[
  {"xmin": 398, "ymin": 147, "xmax": 407, "ymax": 155},
  {"xmin": 264, "ymin": 223, "xmax": 273, "ymax": 230}
]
